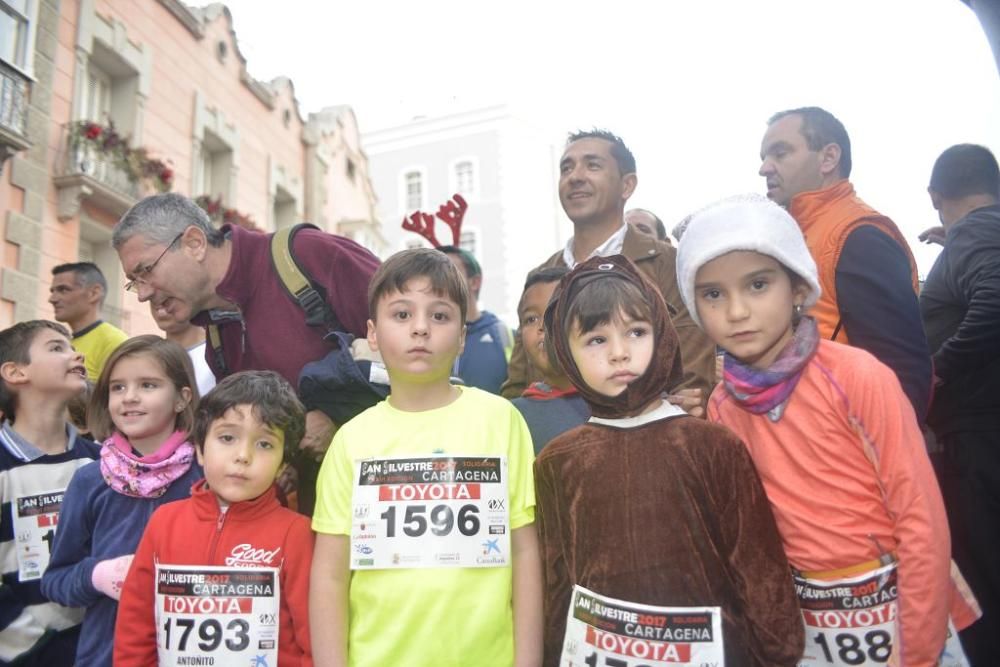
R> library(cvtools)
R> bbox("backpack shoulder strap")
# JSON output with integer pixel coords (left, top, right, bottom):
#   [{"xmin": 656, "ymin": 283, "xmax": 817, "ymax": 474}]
[
  {"xmin": 270, "ymin": 223, "xmax": 343, "ymax": 332},
  {"xmin": 206, "ymin": 323, "xmax": 228, "ymax": 376}
]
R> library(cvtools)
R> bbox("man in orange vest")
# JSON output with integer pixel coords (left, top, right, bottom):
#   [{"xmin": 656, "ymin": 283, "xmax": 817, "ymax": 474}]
[{"xmin": 759, "ymin": 106, "xmax": 932, "ymax": 419}]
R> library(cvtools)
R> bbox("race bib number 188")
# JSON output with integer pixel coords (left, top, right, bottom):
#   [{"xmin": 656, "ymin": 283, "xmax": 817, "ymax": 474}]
[
  {"xmin": 560, "ymin": 585, "xmax": 725, "ymax": 667},
  {"xmin": 155, "ymin": 564, "xmax": 279, "ymax": 667},
  {"xmin": 350, "ymin": 456, "xmax": 509, "ymax": 570},
  {"xmin": 795, "ymin": 563, "xmax": 899, "ymax": 666}
]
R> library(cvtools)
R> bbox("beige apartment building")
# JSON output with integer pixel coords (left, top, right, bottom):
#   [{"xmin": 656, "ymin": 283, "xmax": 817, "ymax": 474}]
[{"xmin": 0, "ymin": 0, "xmax": 383, "ymax": 333}]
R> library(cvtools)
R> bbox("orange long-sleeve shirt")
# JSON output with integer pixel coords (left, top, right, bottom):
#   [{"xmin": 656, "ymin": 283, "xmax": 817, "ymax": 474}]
[{"xmin": 709, "ymin": 340, "xmax": 950, "ymax": 667}]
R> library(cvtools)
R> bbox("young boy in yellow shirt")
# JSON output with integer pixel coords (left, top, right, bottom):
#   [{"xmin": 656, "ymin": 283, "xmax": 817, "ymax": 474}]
[{"xmin": 310, "ymin": 248, "xmax": 542, "ymax": 667}]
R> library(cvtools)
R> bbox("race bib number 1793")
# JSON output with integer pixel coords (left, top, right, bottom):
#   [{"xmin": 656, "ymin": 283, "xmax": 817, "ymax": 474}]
[{"xmin": 154, "ymin": 564, "xmax": 279, "ymax": 667}]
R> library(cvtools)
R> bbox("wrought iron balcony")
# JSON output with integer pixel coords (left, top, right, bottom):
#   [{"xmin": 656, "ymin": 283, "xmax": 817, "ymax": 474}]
[
  {"xmin": 0, "ymin": 59, "xmax": 32, "ymax": 169},
  {"xmin": 54, "ymin": 123, "xmax": 142, "ymax": 220}
]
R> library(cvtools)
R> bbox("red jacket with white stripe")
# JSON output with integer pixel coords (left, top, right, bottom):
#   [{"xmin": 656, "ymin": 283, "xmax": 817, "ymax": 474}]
[{"xmin": 113, "ymin": 479, "xmax": 314, "ymax": 666}]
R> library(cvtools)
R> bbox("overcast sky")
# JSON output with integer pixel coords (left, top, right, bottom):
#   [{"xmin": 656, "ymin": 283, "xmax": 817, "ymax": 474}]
[{"xmin": 222, "ymin": 0, "xmax": 1000, "ymax": 276}]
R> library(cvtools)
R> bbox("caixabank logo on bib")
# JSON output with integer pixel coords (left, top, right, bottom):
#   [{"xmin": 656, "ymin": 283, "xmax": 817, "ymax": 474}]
[{"xmin": 476, "ymin": 539, "xmax": 505, "ymax": 565}]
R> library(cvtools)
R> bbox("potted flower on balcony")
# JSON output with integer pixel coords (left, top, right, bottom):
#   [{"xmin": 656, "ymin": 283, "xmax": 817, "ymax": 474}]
[{"xmin": 68, "ymin": 120, "xmax": 173, "ymax": 193}]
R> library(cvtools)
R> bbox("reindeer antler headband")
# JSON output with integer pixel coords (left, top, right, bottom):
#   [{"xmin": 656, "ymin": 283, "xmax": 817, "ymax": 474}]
[{"xmin": 401, "ymin": 193, "xmax": 468, "ymax": 248}]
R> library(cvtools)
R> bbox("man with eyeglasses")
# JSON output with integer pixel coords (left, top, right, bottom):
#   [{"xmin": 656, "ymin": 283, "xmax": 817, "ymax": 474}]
[
  {"xmin": 49, "ymin": 262, "xmax": 128, "ymax": 381},
  {"xmin": 111, "ymin": 193, "xmax": 380, "ymax": 513}
]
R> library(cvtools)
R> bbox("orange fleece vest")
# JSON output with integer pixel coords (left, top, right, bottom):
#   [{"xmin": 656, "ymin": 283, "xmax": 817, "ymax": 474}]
[{"xmin": 789, "ymin": 180, "xmax": 919, "ymax": 343}]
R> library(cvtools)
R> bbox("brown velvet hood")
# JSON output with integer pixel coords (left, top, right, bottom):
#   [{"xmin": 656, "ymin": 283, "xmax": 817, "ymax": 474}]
[{"xmin": 543, "ymin": 254, "xmax": 683, "ymax": 419}]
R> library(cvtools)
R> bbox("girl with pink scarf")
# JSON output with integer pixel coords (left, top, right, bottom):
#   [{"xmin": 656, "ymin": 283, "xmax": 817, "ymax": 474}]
[{"xmin": 41, "ymin": 335, "xmax": 202, "ymax": 667}]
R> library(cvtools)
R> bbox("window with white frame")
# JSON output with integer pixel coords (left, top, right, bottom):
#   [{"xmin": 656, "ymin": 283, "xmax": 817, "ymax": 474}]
[
  {"xmin": 0, "ymin": 0, "xmax": 33, "ymax": 69},
  {"xmin": 77, "ymin": 42, "xmax": 141, "ymax": 137},
  {"xmin": 273, "ymin": 185, "xmax": 297, "ymax": 229},
  {"xmin": 405, "ymin": 170, "xmax": 423, "ymax": 210},
  {"xmin": 454, "ymin": 160, "xmax": 475, "ymax": 195},
  {"xmin": 195, "ymin": 129, "xmax": 233, "ymax": 203},
  {"xmin": 80, "ymin": 64, "xmax": 112, "ymax": 123}
]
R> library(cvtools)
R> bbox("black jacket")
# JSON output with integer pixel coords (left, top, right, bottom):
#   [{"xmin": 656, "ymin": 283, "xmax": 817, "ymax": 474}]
[{"xmin": 920, "ymin": 204, "xmax": 1000, "ymax": 436}]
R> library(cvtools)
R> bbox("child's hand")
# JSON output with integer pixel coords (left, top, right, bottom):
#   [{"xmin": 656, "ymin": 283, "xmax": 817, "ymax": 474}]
[
  {"xmin": 92, "ymin": 554, "xmax": 134, "ymax": 600},
  {"xmin": 667, "ymin": 388, "xmax": 704, "ymax": 418}
]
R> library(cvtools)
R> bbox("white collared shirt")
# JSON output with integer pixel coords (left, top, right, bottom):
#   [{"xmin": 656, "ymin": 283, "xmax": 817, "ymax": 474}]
[{"xmin": 561, "ymin": 223, "xmax": 629, "ymax": 269}]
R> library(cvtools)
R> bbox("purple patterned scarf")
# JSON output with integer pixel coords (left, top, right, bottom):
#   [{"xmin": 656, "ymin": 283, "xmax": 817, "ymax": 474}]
[
  {"xmin": 723, "ymin": 317, "xmax": 819, "ymax": 422},
  {"xmin": 100, "ymin": 430, "xmax": 195, "ymax": 498}
]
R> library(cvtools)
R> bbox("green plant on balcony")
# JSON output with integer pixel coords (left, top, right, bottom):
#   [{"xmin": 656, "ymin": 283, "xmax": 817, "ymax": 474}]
[
  {"xmin": 194, "ymin": 195, "xmax": 260, "ymax": 231},
  {"xmin": 69, "ymin": 120, "xmax": 174, "ymax": 193}
]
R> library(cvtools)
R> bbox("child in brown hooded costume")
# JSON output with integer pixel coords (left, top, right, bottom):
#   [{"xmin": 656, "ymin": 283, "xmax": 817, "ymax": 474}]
[{"xmin": 535, "ymin": 254, "xmax": 803, "ymax": 666}]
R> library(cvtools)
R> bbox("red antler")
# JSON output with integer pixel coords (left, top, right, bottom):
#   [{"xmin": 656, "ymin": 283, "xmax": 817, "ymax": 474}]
[
  {"xmin": 400, "ymin": 211, "xmax": 441, "ymax": 247},
  {"xmin": 435, "ymin": 194, "xmax": 467, "ymax": 246}
]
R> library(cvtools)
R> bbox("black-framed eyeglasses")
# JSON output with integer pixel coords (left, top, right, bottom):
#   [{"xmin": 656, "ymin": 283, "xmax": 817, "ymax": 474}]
[{"xmin": 124, "ymin": 233, "xmax": 183, "ymax": 293}]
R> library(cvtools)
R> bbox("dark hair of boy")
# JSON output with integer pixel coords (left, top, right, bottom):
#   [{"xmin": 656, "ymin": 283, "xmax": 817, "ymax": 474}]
[
  {"xmin": 87, "ymin": 335, "xmax": 199, "ymax": 441},
  {"xmin": 522, "ymin": 266, "xmax": 570, "ymax": 295},
  {"xmin": 566, "ymin": 128, "xmax": 636, "ymax": 176},
  {"xmin": 0, "ymin": 320, "xmax": 72, "ymax": 422},
  {"xmin": 367, "ymin": 248, "xmax": 469, "ymax": 323},
  {"xmin": 437, "ymin": 246, "xmax": 482, "ymax": 279},
  {"xmin": 192, "ymin": 370, "xmax": 305, "ymax": 462},
  {"xmin": 560, "ymin": 276, "xmax": 653, "ymax": 339},
  {"xmin": 929, "ymin": 143, "xmax": 1000, "ymax": 199},
  {"xmin": 518, "ymin": 266, "xmax": 570, "ymax": 321}
]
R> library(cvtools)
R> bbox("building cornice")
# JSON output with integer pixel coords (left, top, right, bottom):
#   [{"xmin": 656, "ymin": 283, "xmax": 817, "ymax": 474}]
[{"xmin": 156, "ymin": 0, "xmax": 204, "ymax": 38}]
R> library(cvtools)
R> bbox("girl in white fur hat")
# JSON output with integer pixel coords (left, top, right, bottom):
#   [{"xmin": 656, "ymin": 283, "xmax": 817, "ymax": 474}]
[{"xmin": 676, "ymin": 194, "xmax": 979, "ymax": 667}]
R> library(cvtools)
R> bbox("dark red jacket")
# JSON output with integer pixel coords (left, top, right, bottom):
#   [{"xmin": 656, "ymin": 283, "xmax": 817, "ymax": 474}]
[
  {"xmin": 192, "ymin": 223, "xmax": 379, "ymax": 387},
  {"xmin": 114, "ymin": 480, "xmax": 314, "ymax": 666}
]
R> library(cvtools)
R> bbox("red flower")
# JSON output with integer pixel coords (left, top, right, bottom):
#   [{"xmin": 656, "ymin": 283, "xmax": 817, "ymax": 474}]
[
  {"xmin": 84, "ymin": 123, "xmax": 102, "ymax": 140},
  {"xmin": 160, "ymin": 168, "xmax": 173, "ymax": 184}
]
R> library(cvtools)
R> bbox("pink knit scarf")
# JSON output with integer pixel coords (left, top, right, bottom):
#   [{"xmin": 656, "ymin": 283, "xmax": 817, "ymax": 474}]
[{"xmin": 100, "ymin": 430, "xmax": 194, "ymax": 498}]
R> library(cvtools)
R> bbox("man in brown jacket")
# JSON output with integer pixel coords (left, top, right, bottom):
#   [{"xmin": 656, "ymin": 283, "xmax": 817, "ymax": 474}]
[{"xmin": 500, "ymin": 129, "xmax": 716, "ymax": 401}]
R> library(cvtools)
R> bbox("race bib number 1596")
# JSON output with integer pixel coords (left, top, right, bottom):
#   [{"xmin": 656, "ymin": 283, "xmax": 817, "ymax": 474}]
[{"xmin": 350, "ymin": 456, "xmax": 509, "ymax": 570}]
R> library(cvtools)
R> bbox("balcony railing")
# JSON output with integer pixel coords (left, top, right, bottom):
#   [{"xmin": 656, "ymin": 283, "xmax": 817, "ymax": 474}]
[
  {"xmin": 63, "ymin": 141, "xmax": 143, "ymax": 200},
  {"xmin": 0, "ymin": 60, "xmax": 31, "ymax": 169},
  {"xmin": 0, "ymin": 60, "xmax": 29, "ymax": 137},
  {"xmin": 54, "ymin": 123, "xmax": 143, "ymax": 220}
]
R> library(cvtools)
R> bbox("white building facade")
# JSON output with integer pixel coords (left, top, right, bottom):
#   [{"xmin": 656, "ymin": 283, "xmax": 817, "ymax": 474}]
[{"xmin": 363, "ymin": 105, "xmax": 567, "ymax": 324}]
